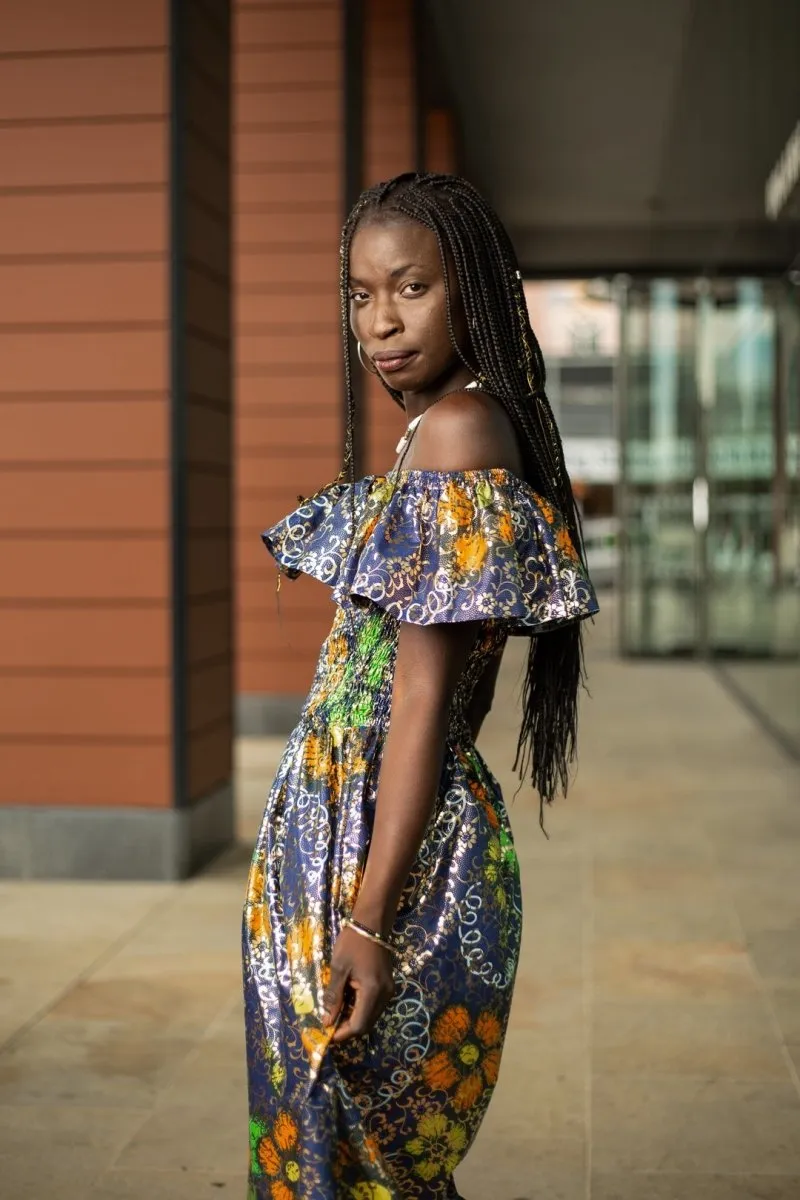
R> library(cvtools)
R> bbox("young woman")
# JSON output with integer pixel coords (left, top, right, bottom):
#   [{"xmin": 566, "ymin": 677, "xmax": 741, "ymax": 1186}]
[{"xmin": 243, "ymin": 172, "xmax": 598, "ymax": 1200}]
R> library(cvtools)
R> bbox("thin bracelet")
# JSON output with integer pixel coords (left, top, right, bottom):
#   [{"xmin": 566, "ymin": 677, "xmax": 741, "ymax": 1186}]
[{"xmin": 341, "ymin": 916, "xmax": 397, "ymax": 956}]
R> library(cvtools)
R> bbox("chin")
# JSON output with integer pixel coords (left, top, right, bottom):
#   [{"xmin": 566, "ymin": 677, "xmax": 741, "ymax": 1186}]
[{"xmin": 379, "ymin": 368, "xmax": 426, "ymax": 392}]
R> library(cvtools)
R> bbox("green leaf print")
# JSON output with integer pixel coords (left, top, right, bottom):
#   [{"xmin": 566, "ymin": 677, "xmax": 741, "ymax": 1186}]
[{"xmin": 327, "ymin": 611, "xmax": 391, "ymax": 727}]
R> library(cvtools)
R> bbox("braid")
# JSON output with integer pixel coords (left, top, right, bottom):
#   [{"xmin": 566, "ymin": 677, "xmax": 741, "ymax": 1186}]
[{"xmin": 337, "ymin": 172, "xmax": 588, "ymax": 828}]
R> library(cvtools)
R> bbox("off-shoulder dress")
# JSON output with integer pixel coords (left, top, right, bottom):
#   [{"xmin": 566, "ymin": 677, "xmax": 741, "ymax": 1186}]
[{"xmin": 243, "ymin": 466, "xmax": 598, "ymax": 1200}]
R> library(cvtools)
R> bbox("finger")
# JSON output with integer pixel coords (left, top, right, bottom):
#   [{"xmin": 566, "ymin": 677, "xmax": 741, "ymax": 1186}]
[
  {"xmin": 321, "ymin": 964, "xmax": 348, "ymax": 1027},
  {"xmin": 332, "ymin": 983, "xmax": 382, "ymax": 1043}
]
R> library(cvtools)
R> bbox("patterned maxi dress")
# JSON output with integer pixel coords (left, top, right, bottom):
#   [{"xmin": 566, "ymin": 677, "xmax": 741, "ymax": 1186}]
[{"xmin": 243, "ymin": 466, "xmax": 598, "ymax": 1200}]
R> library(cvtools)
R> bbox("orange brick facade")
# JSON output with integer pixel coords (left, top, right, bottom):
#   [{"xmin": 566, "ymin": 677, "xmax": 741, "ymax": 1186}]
[
  {"xmin": 0, "ymin": 0, "xmax": 174, "ymax": 811},
  {"xmin": 0, "ymin": 0, "xmax": 458, "ymax": 876}
]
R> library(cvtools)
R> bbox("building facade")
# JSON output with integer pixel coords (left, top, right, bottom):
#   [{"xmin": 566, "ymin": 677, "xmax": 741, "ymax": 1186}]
[{"xmin": 0, "ymin": 0, "xmax": 458, "ymax": 879}]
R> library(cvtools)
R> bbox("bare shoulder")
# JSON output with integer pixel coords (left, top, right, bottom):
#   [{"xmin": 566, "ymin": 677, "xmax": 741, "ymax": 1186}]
[{"xmin": 409, "ymin": 389, "xmax": 523, "ymax": 474}]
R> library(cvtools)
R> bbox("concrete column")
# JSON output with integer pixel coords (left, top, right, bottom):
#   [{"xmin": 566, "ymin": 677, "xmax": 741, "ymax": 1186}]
[{"xmin": 0, "ymin": 0, "xmax": 234, "ymax": 879}]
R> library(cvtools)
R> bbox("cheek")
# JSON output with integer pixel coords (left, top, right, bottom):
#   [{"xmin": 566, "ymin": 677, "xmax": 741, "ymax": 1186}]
[{"xmin": 414, "ymin": 299, "xmax": 454, "ymax": 355}]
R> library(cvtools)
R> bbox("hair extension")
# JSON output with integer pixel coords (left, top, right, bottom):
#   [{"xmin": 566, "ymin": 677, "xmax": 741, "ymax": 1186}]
[{"xmin": 337, "ymin": 172, "xmax": 588, "ymax": 830}]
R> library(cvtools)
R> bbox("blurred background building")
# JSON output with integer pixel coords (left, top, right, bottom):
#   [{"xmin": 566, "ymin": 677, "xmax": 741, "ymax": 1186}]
[{"xmin": 1, "ymin": 0, "xmax": 798, "ymax": 878}]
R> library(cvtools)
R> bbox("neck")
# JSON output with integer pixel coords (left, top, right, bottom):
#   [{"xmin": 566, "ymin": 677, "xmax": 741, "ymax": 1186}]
[{"xmin": 400, "ymin": 362, "xmax": 477, "ymax": 422}]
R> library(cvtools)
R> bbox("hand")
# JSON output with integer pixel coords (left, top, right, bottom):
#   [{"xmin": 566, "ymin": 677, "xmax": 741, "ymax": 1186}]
[{"xmin": 322, "ymin": 927, "xmax": 395, "ymax": 1042}]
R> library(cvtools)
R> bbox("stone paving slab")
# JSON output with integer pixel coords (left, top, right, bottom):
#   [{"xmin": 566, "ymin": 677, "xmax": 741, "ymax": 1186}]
[{"xmin": 1, "ymin": 601, "xmax": 799, "ymax": 1198}]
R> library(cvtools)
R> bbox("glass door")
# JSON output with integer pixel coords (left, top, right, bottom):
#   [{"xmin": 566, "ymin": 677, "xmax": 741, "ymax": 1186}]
[
  {"xmin": 706, "ymin": 280, "xmax": 778, "ymax": 655},
  {"xmin": 617, "ymin": 276, "xmax": 800, "ymax": 666},
  {"xmin": 618, "ymin": 278, "xmax": 702, "ymax": 655}
]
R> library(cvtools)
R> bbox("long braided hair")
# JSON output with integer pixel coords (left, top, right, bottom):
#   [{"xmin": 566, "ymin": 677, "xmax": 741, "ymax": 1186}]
[{"xmin": 337, "ymin": 171, "xmax": 587, "ymax": 827}]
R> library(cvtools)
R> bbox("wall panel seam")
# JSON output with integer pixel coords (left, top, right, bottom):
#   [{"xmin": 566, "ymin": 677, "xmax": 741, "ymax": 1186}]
[
  {"xmin": 0, "ymin": 666, "xmax": 169, "ymax": 679},
  {"xmin": 0, "ymin": 47, "xmax": 167, "ymax": 64},
  {"xmin": 0, "ymin": 183, "xmax": 165, "ymax": 199},
  {"xmin": 0, "ymin": 599, "xmax": 167, "ymax": 610},
  {"xmin": 238, "ymin": 162, "xmax": 339, "ymax": 175},
  {"xmin": 236, "ymin": 82, "xmax": 337, "ymax": 96},
  {"xmin": 0, "ymin": 321, "xmax": 167, "ymax": 335},
  {"xmin": 236, "ymin": 40, "xmax": 339, "ymax": 53},
  {"xmin": 0, "ymin": 252, "xmax": 166, "ymax": 266},
  {"xmin": 0, "ymin": 115, "xmax": 165, "ymax": 131},
  {"xmin": 0, "ymin": 733, "xmax": 169, "ymax": 745},
  {"xmin": 237, "ymin": 121, "xmax": 339, "ymax": 134}
]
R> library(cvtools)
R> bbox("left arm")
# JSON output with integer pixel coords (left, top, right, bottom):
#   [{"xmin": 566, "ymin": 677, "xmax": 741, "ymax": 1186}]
[
  {"xmin": 323, "ymin": 618, "xmax": 479, "ymax": 1041},
  {"xmin": 353, "ymin": 618, "xmax": 480, "ymax": 932},
  {"xmin": 322, "ymin": 389, "xmax": 521, "ymax": 1041}
]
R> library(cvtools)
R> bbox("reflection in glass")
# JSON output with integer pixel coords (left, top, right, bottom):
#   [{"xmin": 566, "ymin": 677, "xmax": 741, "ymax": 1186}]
[{"xmin": 617, "ymin": 277, "xmax": 800, "ymax": 754}]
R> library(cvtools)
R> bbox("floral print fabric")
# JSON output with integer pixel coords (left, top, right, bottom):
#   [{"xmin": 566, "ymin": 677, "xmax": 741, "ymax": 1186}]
[
  {"xmin": 262, "ymin": 467, "xmax": 598, "ymax": 632},
  {"xmin": 243, "ymin": 469, "xmax": 597, "ymax": 1199}
]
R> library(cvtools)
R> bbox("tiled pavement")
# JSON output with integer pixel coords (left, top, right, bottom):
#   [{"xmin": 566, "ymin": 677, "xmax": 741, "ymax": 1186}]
[{"xmin": 1, "ymin": 600, "xmax": 799, "ymax": 1199}]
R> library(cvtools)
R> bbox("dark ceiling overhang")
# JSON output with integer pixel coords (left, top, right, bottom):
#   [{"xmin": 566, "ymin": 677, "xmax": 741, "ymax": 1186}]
[{"xmin": 426, "ymin": 0, "xmax": 800, "ymax": 275}]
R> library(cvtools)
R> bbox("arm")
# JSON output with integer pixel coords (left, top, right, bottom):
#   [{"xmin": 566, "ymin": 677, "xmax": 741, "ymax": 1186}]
[
  {"xmin": 324, "ymin": 619, "xmax": 479, "ymax": 1041},
  {"xmin": 353, "ymin": 619, "xmax": 480, "ymax": 933},
  {"xmin": 323, "ymin": 390, "xmax": 520, "ymax": 1040}
]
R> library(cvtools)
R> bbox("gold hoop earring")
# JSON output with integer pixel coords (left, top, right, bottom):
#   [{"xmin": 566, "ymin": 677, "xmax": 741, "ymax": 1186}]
[{"xmin": 357, "ymin": 342, "xmax": 379, "ymax": 376}]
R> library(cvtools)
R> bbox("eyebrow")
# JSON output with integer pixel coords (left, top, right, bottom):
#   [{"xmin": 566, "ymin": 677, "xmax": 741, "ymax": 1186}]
[{"xmin": 349, "ymin": 262, "xmax": 425, "ymax": 286}]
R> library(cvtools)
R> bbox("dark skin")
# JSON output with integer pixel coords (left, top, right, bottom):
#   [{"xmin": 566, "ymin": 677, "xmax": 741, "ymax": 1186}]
[{"xmin": 322, "ymin": 216, "xmax": 523, "ymax": 1042}]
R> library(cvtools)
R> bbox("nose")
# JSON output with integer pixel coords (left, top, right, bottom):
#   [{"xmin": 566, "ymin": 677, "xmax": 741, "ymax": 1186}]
[{"xmin": 369, "ymin": 291, "xmax": 402, "ymax": 341}]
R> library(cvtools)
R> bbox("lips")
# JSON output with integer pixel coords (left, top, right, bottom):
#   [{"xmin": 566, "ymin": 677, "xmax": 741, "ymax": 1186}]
[{"xmin": 371, "ymin": 350, "xmax": 417, "ymax": 374}]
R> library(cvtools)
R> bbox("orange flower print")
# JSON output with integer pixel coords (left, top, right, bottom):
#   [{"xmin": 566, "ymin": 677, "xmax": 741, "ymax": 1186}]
[
  {"xmin": 438, "ymin": 481, "xmax": 474, "ymax": 530},
  {"xmin": 467, "ymin": 776, "xmax": 500, "ymax": 830},
  {"xmin": 326, "ymin": 631, "xmax": 347, "ymax": 669},
  {"xmin": 300, "ymin": 1023, "xmax": 334, "ymax": 1069},
  {"xmin": 453, "ymin": 531, "xmax": 488, "ymax": 575},
  {"xmin": 538, "ymin": 498, "xmax": 555, "ymax": 524},
  {"xmin": 496, "ymin": 511, "xmax": 515, "ymax": 544},
  {"xmin": 359, "ymin": 513, "xmax": 381, "ymax": 543},
  {"xmin": 303, "ymin": 733, "xmax": 332, "ymax": 782},
  {"xmin": 245, "ymin": 851, "xmax": 271, "ymax": 945},
  {"xmin": 333, "ymin": 1136, "xmax": 389, "ymax": 1195},
  {"xmin": 286, "ymin": 915, "xmax": 322, "ymax": 1016},
  {"xmin": 555, "ymin": 522, "xmax": 579, "ymax": 560},
  {"xmin": 286, "ymin": 916, "xmax": 319, "ymax": 969},
  {"xmin": 250, "ymin": 1111, "xmax": 301, "ymax": 1197},
  {"xmin": 422, "ymin": 1005, "xmax": 503, "ymax": 1112}
]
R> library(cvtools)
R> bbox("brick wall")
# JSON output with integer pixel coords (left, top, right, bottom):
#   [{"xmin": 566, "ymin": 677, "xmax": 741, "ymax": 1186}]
[{"xmin": 0, "ymin": 0, "xmax": 173, "ymax": 808}]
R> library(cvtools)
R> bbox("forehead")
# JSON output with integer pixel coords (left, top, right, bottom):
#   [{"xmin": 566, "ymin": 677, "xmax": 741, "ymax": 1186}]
[{"xmin": 349, "ymin": 216, "xmax": 441, "ymax": 278}]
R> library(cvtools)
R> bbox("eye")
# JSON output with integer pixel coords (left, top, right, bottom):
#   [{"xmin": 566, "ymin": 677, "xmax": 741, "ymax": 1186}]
[
  {"xmin": 402, "ymin": 282, "xmax": 426, "ymax": 296},
  {"xmin": 349, "ymin": 291, "xmax": 369, "ymax": 304}
]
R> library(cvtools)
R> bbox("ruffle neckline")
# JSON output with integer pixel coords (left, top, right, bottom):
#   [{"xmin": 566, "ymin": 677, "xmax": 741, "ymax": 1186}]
[{"xmin": 262, "ymin": 468, "xmax": 598, "ymax": 634}]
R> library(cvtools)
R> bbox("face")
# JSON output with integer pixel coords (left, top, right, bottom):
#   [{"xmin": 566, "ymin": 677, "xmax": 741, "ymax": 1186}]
[{"xmin": 348, "ymin": 216, "xmax": 469, "ymax": 393}]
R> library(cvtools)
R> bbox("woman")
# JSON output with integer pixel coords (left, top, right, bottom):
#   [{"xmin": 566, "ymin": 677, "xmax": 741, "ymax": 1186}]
[{"xmin": 243, "ymin": 172, "xmax": 598, "ymax": 1200}]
